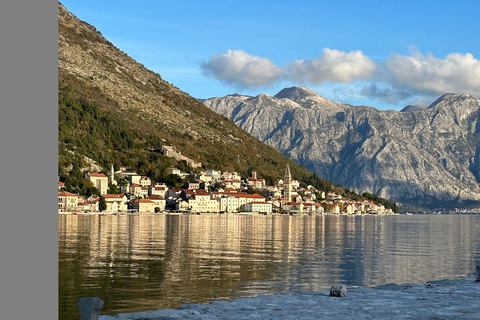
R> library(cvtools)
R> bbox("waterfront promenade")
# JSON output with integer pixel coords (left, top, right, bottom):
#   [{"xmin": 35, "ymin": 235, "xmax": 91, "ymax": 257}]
[{"xmin": 97, "ymin": 278, "xmax": 480, "ymax": 320}]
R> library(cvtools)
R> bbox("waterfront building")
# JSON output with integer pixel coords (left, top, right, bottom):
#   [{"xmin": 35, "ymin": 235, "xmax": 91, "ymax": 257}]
[
  {"xmin": 146, "ymin": 195, "xmax": 166, "ymax": 211},
  {"xmin": 244, "ymin": 202, "xmax": 272, "ymax": 214},
  {"xmin": 103, "ymin": 194, "xmax": 128, "ymax": 213},
  {"xmin": 130, "ymin": 199, "xmax": 156, "ymax": 213},
  {"xmin": 187, "ymin": 191, "xmax": 219, "ymax": 213},
  {"xmin": 58, "ymin": 191, "xmax": 78, "ymax": 212}
]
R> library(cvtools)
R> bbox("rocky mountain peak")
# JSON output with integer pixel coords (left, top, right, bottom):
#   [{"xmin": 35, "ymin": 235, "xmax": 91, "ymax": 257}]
[
  {"xmin": 400, "ymin": 105, "xmax": 426, "ymax": 113},
  {"xmin": 274, "ymin": 86, "xmax": 319, "ymax": 100},
  {"xmin": 428, "ymin": 93, "xmax": 479, "ymax": 109},
  {"xmin": 274, "ymin": 86, "xmax": 339, "ymax": 110}
]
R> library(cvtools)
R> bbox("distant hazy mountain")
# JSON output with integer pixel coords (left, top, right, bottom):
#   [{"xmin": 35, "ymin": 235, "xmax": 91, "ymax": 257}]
[{"xmin": 203, "ymin": 87, "xmax": 480, "ymax": 209}]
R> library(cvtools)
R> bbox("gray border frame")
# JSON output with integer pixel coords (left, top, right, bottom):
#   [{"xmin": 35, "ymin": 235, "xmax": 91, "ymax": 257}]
[{"xmin": 0, "ymin": 0, "xmax": 58, "ymax": 319}]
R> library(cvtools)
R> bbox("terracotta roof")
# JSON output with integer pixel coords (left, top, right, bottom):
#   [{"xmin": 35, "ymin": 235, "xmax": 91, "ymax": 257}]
[
  {"xmin": 147, "ymin": 195, "xmax": 165, "ymax": 200},
  {"xmin": 303, "ymin": 203, "xmax": 321, "ymax": 207},
  {"xmin": 235, "ymin": 192, "xmax": 264, "ymax": 199},
  {"xmin": 249, "ymin": 202, "xmax": 270, "ymax": 204},
  {"xmin": 58, "ymin": 191, "xmax": 77, "ymax": 197},
  {"xmin": 87, "ymin": 173, "xmax": 108, "ymax": 178},
  {"xmin": 103, "ymin": 194, "xmax": 124, "ymax": 199}
]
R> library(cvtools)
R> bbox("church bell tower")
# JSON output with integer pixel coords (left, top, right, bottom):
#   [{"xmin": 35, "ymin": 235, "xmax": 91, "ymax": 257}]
[{"xmin": 284, "ymin": 164, "xmax": 292, "ymax": 202}]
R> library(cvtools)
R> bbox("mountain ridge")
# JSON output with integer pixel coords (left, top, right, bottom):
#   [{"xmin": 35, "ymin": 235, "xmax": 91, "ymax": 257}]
[{"xmin": 203, "ymin": 87, "xmax": 480, "ymax": 210}]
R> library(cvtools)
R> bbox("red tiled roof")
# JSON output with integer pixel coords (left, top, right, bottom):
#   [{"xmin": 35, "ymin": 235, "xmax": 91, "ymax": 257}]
[
  {"xmin": 103, "ymin": 194, "xmax": 124, "ymax": 199},
  {"xmin": 87, "ymin": 173, "xmax": 108, "ymax": 178},
  {"xmin": 235, "ymin": 192, "xmax": 264, "ymax": 199},
  {"xmin": 147, "ymin": 195, "xmax": 165, "ymax": 200},
  {"xmin": 58, "ymin": 191, "xmax": 77, "ymax": 197}
]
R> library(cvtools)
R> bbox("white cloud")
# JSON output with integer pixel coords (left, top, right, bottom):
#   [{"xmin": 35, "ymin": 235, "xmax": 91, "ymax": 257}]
[
  {"xmin": 385, "ymin": 51, "xmax": 480, "ymax": 96},
  {"xmin": 288, "ymin": 48, "xmax": 377, "ymax": 83},
  {"xmin": 200, "ymin": 49, "xmax": 283, "ymax": 88},
  {"xmin": 200, "ymin": 48, "xmax": 376, "ymax": 88},
  {"xmin": 201, "ymin": 48, "xmax": 480, "ymax": 104}
]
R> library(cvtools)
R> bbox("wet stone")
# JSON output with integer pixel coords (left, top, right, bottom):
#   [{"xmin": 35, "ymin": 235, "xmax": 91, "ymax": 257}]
[{"xmin": 330, "ymin": 285, "xmax": 347, "ymax": 297}]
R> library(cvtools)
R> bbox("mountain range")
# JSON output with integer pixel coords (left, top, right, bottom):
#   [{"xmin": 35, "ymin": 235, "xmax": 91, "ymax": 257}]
[{"xmin": 203, "ymin": 87, "xmax": 480, "ymax": 210}]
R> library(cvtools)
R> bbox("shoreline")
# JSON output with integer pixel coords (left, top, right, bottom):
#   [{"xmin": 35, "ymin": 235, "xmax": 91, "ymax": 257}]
[
  {"xmin": 97, "ymin": 277, "xmax": 480, "ymax": 320},
  {"xmin": 59, "ymin": 211, "xmax": 399, "ymax": 216}
]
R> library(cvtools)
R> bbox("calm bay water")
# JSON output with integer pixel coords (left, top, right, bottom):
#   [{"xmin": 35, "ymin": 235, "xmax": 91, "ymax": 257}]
[{"xmin": 59, "ymin": 214, "xmax": 480, "ymax": 319}]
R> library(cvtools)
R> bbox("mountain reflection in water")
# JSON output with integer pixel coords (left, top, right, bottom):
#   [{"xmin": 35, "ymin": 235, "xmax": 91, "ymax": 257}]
[{"xmin": 59, "ymin": 214, "xmax": 480, "ymax": 320}]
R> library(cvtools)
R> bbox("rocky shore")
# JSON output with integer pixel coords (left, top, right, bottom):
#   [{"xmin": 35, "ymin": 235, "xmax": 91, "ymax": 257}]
[{"xmin": 97, "ymin": 278, "xmax": 480, "ymax": 320}]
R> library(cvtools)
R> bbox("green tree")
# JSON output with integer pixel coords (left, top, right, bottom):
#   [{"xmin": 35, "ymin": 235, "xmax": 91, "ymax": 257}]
[
  {"xmin": 108, "ymin": 183, "xmax": 120, "ymax": 194},
  {"xmin": 154, "ymin": 207, "xmax": 160, "ymax": 213},
  {"xmin": 99, "ymin": 196, "xmax": 107, "ymax": 211}
]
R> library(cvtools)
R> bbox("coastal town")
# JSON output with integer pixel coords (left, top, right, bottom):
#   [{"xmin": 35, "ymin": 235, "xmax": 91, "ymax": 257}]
[{"xmin": 58, "ymin": 146, "xmax": 394, "ymax": 215}]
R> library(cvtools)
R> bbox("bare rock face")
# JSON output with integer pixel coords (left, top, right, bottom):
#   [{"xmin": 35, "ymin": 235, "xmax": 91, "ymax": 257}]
[{"xmin": 204, "ymin": 87, "xmax": 480, "ymax": 208}]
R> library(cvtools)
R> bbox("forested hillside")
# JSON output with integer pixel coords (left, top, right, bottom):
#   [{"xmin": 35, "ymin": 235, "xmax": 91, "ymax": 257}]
[{"xmin": 58, "ymin": 2, "xmax": 398, "ymax": 211}]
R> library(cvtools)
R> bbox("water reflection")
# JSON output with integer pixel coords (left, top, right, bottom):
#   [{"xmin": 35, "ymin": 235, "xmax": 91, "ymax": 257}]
[{"xmin": 59, "ymin": 215, "xmax": 480, "ymax": 320}]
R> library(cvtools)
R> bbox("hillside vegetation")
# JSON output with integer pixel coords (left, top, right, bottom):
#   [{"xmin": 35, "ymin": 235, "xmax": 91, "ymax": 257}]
[{"xmin": 57, "ymin": 2, "xmax": 398, "ymax": 212}]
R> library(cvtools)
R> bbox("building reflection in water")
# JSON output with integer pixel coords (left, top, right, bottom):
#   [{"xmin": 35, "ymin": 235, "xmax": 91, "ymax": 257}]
[{"xmin": 59, "ymin": 214, "xmax": 480, "ymax": 320}]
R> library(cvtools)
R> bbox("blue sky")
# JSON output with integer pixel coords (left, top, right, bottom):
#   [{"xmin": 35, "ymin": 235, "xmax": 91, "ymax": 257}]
[{"xmin": 60, "ymin": 0, "xmax": 480, "ymax": 110}]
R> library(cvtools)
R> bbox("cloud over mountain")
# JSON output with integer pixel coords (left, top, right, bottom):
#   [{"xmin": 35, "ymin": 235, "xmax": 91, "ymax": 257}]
[
  {"xmin": 288, "ymin": 48, "xmax": 377, "ymax": 83},
  {"xmin": 200, "ymin": 48, "xmax": 375, "ymax": 88},
  {"xmin": 201, "ymin": 48, "xmax": 480, "ymax": 104},
  {"xmin": 385, "ymin": 51, "xmax": 480, "ymax": 96}
]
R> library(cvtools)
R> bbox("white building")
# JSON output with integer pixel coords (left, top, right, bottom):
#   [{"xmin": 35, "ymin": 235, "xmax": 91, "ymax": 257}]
[
  {"xmin": 187, "ymin": 191, "xmax": 219, "ymax": 213},
  {"xmin": 130, "ymin": 199, "xmax": 156, "ymax": 213},
  {"xmin": 244, "ymin": 202, "xmax": 272, "ymax": 214},
  {"xmin": 85, "ymin": 172, "xmax": 109, "ymax": 195},
  {"xmin": 103, "ymin": 194, "xmax": 128, "ymax": 213}
]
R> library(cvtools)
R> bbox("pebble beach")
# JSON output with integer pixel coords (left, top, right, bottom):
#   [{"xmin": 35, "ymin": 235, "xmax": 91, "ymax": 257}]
[{"xmin": 98, "ymin": 278, "xmax": 480, "ymax": 320}]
